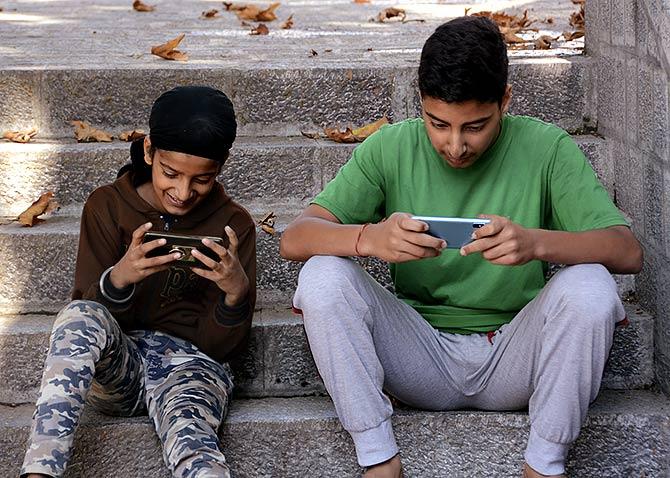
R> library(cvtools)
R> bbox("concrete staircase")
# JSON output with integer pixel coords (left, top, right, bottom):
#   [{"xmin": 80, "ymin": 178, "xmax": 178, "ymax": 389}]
[{"xmin": 1, "ymin": 0, "xmax": 669, "ymax": 476}]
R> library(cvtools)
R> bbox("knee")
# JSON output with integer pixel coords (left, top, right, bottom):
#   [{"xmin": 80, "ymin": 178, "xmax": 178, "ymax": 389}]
[
  {"xmin": 552, "ymin": 264, "xmax": 622, "ymax": 328},
  {"xmin": 52, "ymin": 300, "xmax": 116, "ymax": 345},
  {"xmin": 295, "ymin": 256, "xmax": 362, "ymax": 305}
]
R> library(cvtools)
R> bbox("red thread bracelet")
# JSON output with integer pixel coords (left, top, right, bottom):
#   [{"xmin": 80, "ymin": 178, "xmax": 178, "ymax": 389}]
[{"xmin": 354, "ymin": 223, "xmax": 371, "ymax": 257}]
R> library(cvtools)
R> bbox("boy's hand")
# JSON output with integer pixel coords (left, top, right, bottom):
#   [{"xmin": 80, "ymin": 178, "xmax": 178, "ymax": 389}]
[
  {"xmin": 191, "ymin": 226, "xmax": 250, "ymax": 306},
  {"xmin": 460, "ymin": 214, "xmax": 537, "ymax": 265},
  {"xmin": 110, "ymin": 222, "xmax": 181, "ymax": 289},
  {"xmin": 358, "ymin": 212, "xmax": 446, "ymax": 263}
]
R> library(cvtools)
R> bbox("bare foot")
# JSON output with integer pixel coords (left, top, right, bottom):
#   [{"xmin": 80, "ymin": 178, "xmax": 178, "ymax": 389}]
[
  {"xmin": 522, "ymin": 462, "xmax": 566, "ymax": 478},
  {"xmin": 363, "ymin": 454, "xmax": 403, "ymax": 478}
]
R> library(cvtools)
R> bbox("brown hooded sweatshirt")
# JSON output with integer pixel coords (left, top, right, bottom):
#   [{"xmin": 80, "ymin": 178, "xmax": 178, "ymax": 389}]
[{"xmin": 72, "ymin": 171, "xmax": 256, "ymax": 363}]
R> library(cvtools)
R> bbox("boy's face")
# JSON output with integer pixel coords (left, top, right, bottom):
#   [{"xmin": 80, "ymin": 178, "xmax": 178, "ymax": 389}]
[
  {"xmin": 421, "ymin": 86, "xmax": 511, "ymax": 169},
  {"xmin": 143, "ymin": 138, "xmax": 221, "ymax": 216}
]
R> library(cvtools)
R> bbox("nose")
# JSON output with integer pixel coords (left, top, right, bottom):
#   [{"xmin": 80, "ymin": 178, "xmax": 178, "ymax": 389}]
[
  {"xmin": 446, "ymin": 132, "xmax": 466, "ymax": 159},
  {"xmin": 174, "ymin": 179, "xmax": 192, "ymax": 202}
]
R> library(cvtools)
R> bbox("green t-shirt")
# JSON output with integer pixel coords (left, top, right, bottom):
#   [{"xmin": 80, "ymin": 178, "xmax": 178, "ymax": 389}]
[{"xmin": 313, "ymin": 115, "xmax": 628, "ymax": 333}]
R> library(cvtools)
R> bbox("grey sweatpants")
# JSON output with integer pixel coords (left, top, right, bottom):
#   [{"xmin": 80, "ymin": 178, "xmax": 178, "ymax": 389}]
[{"xmin": 293, "ymin": 257, "xmax": 625, "ymax": 476}]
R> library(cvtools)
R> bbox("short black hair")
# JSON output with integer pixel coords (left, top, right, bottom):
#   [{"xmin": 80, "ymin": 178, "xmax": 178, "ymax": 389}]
[{"xmin": 419, "ymin": 16, "xmax": 509, "ymax": 104}]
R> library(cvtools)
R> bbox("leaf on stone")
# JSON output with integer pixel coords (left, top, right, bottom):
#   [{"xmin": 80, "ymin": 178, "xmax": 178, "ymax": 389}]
[
  {"xmin": 151, "ymin": 34, "xmax": 188, "ymax": 61},
  {"xmin": 543, "ymin": 17, "xmax": 554, "ymax": 24},
  {"xmin": 133, "ymin": 0, "xmax": 155, "ymax": 12},
  {"xmin": 281, "ymin": 14, "xmax": 293, "ymax": 29},
  {"xmin": 17, "ymin": 192, "xmax": 59, "ymax": 227},
  {"xmin": 301, "ymin": 130, "xmax": 321, "ymax": 140},
  {"xmin": 471, "ymin": 10, "xmax": 537, "ymax": 45},
  {"xmin": 2, "ymin": 127, "xmax": 37, "ymax": 143},
  {"xmin": 235, "ymin": 2, "xmax": 280, "ymax": 22},
  {"xmin": 202, "ymin": 8, "xmax": 219, "ymax": 18},
  {"xmin": 500, "ymin": 27, "xmax": 526, "ymax": 44},
  {"xmin": 376, "ymin": 8, "xmax": 406, "ymax": 23},
  {"xmin": 569, "ymin": 3, "xmax": 585, "ymax": 30},
  {"xmin": 563, "ymin": 30, "xmax": 585, "ymax": 41},
  {"xmin": 70, "ymin": 121, "xmax": 113, "ymax": 143},
  {"xmin": 257, "ymin": 211, "xmax": 276, "ymax": 236},
  {"xmin": 324, "ymin": 117, "xmax": 389, "ymax": 143},
  {"xmin": 118, "ymin": 130, "xmax": 147, "ymax": 142},
  {"xmin": 354, "ymin": 0, "xmax": 370, "ymax": 3},
  {"xmin": 250, "ymin": 23, "xmax": 269, "ymax": 35},
  {"xmin": 309, "ymin": 48, "xmax": 318, "ymax": 56},
  {"xmin": 534, "ymin": 35, "xmax": 555, "ymax": 50}
]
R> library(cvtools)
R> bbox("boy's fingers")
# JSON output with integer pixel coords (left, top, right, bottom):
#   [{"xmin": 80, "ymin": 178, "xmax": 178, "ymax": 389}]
[
  {"xmin": 139, "ymin": 238, "xmax": 167, "ymax": 255},
  {"xmin": 191, "ymin": 248, "xmax": 220, "ymax": 270},
  {"xmin": 225, "ymin": 226, "xmax": 239, "ymax": 255},
  {"xmin": 130, "ymin": 222, "xmax": 153, "ymax": 247}
]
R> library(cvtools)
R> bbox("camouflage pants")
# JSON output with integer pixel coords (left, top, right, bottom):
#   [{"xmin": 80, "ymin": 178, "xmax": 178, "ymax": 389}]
[{"xmin": 21, "ymin": 300, "xmax": 234, "ymax": 478}]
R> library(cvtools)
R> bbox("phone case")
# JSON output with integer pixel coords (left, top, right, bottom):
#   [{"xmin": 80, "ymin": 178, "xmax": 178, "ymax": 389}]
[
  {"xmin": 412, "ymin": 216, "xmax": 491, "ymax": 249},
  {"xmin": 144, "ymin": 232, "xmax": 224, "ymax": 269}
]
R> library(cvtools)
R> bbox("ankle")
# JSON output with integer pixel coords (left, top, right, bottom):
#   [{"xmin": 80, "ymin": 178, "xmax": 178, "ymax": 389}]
[
  {"xmin": 522, "ymin": 462, "xmax": 566, "ymax": 478},
  {"xmin": 363, "ymin": 454, "xmax": 403, "ymax": 478}
]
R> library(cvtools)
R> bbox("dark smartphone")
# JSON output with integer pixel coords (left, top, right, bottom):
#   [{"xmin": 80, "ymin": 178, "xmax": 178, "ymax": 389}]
[{"xmin": 143, "ymin": 231, "xmax": 224, "ymax": 269}]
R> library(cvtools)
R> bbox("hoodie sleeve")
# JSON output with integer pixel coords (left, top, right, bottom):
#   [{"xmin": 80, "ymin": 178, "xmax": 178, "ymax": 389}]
[
  {"xmin": 198, "ymin": 212, "xmax": 257, "ymax": 361},
  {"xmin": 72, "ymin": 190, "xmax": 137, "ymax": 327}
]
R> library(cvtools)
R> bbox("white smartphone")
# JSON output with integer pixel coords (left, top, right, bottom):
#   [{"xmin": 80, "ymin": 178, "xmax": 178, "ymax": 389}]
[{"xmin": 411, "ymin": 216, "xmax": 491, "ymax": 249}]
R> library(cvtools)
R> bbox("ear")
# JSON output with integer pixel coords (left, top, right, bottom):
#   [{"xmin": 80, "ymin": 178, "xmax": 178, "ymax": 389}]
[
  {"xmin": 501, "ymin": 84, "xmax": 512, "ymax": 114},
  {"xmin": 143, "ymin": 136, "xmax": 153, "ymax": 166}
]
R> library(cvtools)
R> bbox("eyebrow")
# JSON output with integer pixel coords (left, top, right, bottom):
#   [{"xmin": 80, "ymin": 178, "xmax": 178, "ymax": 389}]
[
  {"xmin": 425, "ymin": 111, "xmax": 493, "ymax": 126},
  {"xmin": 159, "ymin": 160, "xmax": 217, "ymax": 178}
]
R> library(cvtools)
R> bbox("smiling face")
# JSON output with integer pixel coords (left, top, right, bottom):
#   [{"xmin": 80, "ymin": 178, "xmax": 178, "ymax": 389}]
[
  {"xmin": 141, "ymin": 137, "xmax": 222, "ymax": 216},
  {"xmin": 421, "ymin": 86, "xmax": 511, "ymax": 169}
]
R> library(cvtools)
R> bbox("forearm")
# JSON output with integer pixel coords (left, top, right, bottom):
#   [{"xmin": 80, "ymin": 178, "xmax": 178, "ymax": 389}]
[
  {"xmin": 532, "ymin": 226, "xmax": 643, "ymax": 274},
  {"xmin": 280, "ymin": 217, "xmax": 363, "ymax": 262}
]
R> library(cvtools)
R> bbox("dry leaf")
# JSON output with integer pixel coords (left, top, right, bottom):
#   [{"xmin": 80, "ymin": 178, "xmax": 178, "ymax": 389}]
[
  {"xmin": 70, "ymin": 121, "xmax": 113, "ymax": 143},
  {"xmin": 534, "ymin": 35, "xmax": 555, "ymax": 50},
  {"xmin": 257, "ymin": 211, "xmax": 276, "ymax": 236},
  {"xmin": 377, "ymin": 7, "xmax": 405, "ymax": 22},
  {"xmin": 309, "ymin": 49, "xmax": 318, "ymax": 56},
  {"xmin": 235, "ymin": 2, "xmax": 280, "ymax": 22},
  {"xmin": 543, "ymin": 17, "xmax": 554, "ymax": 24},
  {"xmin": 324, "ymin": 117, "xmax": 389, "ymax": 143},
  {"xmin": 17, "ymin": 192, "xmax": 59, "ymax": 227},
  {"xmin": 569, "ymin": 3, "xmax": 584, "ymax": 30},
  {"xmin": 118, "ymin": 130, "xmax": 147, "ymax": 142},
  {"xmin": 2, "ymin": 128, "xmax": 37, "ymax": 143},
  {"xmin": 151, "ymin": 34, "xmax": 188, "ymax": 61},
  {"xmin": 202, "ymin": 8, "xmax": 219, "ymax": 18},
  {"xmin": 250, "ymin": 23, "xmax": 269, "ymax": 35},
  {"xmin": 301, "ymin": 130, "xmax": 320, "ymax": 140},
  {"xmin": 354, "ymin": 0, "xmax": 370, "ymax": 3},
  {"xmin": 472, "ymin": 10, "xmax": 537, "ymax": 45},
  {"xmin": 133, "ymin": 0, "xmax": 155, "ymax": 12},
  {"xmin": 281, "ymin": 14, "xmax": 293, "ymax": 29},
  {"xmin": 500, "ymin": 27, "xmax": 526, "ymax": 44},
  {"xmin": 563, "ymin": 30, "xmax": 585, "ymax": 41}
]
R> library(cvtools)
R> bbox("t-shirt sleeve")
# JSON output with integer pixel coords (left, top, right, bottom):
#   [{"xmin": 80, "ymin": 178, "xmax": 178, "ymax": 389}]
[
  {"xmin": 548, "ymin": 135, "xmax": 629, "ymax": 232},
  {"xmin": 312, "ymin": 132, "xmax": 387, "ymax": 225}
]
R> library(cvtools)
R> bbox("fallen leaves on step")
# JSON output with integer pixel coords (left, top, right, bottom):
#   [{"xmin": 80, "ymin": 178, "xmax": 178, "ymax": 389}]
[
  {"xmin": 309, "ymin": 49, "xmax": 318, "ymax": 56},
  {"xmin": 257, "ymin": 212, "xmax": 276, "ymax": 236},
  {"xmin": 151, "ymin": 34, "xmax": 188, "ymax": 61},
  {"xmin": 281, "ymin": 14, "xmax": 293, "ymax": 29},
  {"xmin": 70, "ymin": 121, "xmax": 113, "ymax": 143},
  {"xmin": 227, "ymin": 2, "xmax": 280, "ymax": 22},
  {"xmin": 250, "ymin": 23, "xmax": 269, "ymax": 35},
  {"xmin": 568, "ymin": 0, "xmax": 585, "ymax": 40},
  {"xmin": 563, "ymin": 30, "xmax": 585, "ymax": 41},
  {"xmin": 470, "ymin": 10, "xmax": 537, "ymax": 46},
  {"xmin": 118, "ymin": 130, "xmax": 147, "ymax": 142},
  {"xmin": 323, "ymin": 117, "xmax": 389, "ymax": 143},
  {"xmin": 202, "ymin": 8, "xmax": 219, "ymax": 18},
  {"xmin": 17, "ymin": 192, "xmax": 59, "ymax": 227},
  {"xmin": 354, "ymin": 0, "xmax": 370, "ymax": 3},
  {"xmin": 376, "ymin": 8, "xmax": 406, "ymax": 23},
  {"xmin": 301, "ymin": 130, "xmax": 321, "ymax": 140},
  {"xmin": 2, "ymin": 128, "xmax": 37, "ymax": 143},
  {"xmin": 133, "ymin": 0, "xmax": 155, "ymax": 12},
  {"xmin": 534, "ymin": 35, "xmax": 556, "ymax": 50}
]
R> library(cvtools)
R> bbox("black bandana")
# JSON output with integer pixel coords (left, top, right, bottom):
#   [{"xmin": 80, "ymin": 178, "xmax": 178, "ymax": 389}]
[{"xmin": 120, "ymin": 85, "xmax": 237, "ymax": 184}]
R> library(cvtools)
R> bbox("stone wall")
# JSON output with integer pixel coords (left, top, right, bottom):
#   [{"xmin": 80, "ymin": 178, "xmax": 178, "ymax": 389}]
[{"xmin": 587, "ymin": 0, "xmax": 670, "ymax": 393}]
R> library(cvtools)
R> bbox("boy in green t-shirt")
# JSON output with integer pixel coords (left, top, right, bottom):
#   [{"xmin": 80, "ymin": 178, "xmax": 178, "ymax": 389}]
[{"xmin": 280, "ymin": 16, "xmax": 642, "ymax": 478}]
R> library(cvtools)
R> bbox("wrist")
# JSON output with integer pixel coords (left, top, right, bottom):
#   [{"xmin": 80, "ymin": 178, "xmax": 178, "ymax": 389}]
[
  {"xmin": 355, "ymin": 223, "xmax": 373, "ymax": 257},
  {"xmin": 223, "ymin": 281, "xmax": 249, "ymax": 307},
  {"xmin": 109, "ymin": 266, "xmax": 131, "ymax": 290},
  {"xmin": 529, "ymin": 228, "xmax": 545, "ymax": 261}
]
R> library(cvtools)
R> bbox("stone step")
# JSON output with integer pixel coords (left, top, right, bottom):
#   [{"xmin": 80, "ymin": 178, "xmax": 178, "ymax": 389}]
[
  {"xmin": 1, "ymin": 0, "xmax": 590, "ymax": 139},
  {"xmin": 1, "ymin": 390, "xmax": 669, "ymax": 477},
  {"xmin": 0, "ymin": 209, "xmax": 638, "ymax": 314},
  {"xmin": 1, "ymin": 56, "xmax": 590, "ymax": 140},
  {"xmin": 0, "ymin": 135, "xmax": 611, "ymax": 217},
  {"xmin": 0, "ymin": 303, "xmax": 654, "ymax": 406}
]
